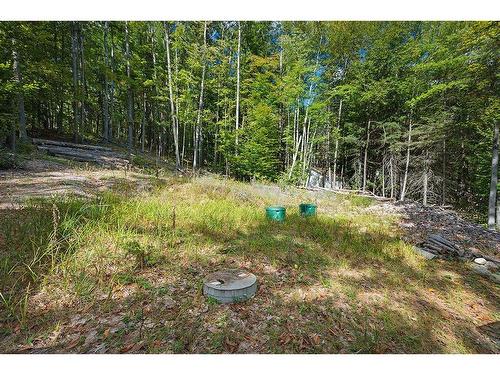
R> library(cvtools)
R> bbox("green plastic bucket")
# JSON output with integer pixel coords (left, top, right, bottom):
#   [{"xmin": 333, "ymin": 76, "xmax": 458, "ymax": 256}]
[
  {"xmin": 266, "ymin": 206, "xmax": 286, "ymax": 222},
  {"xmin": 299, "ymin": 203, "xmax": 317, "ymax": 217}
]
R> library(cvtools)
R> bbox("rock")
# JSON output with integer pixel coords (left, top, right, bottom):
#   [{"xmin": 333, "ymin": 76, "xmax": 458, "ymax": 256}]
[
  {"xmin": 485, "ymin": 261, "xmax": 499, "ymax": 271},
  {"xmin": 477, "ymin": 322, "xmax": 500, "ymax": 349},
  {"xmin": 474, "ymin": 258, "xmax": 487, "ymax": 265},
  {"xmin": 414, "ymin": 247, "xmax": 437, "ymax": 260},
  {"xmin": 470, "ymin": 264, "xmax": 500, "ymax": 284},
  {"xmin": 471, "ymin": 264, "xmax": 490, "ymax": 276}
]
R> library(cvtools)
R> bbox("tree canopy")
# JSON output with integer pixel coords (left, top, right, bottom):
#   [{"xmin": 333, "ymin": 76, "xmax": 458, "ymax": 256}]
[{"xmin": 1, "ymin": 21, "xmax": 498, "ymax": 220}]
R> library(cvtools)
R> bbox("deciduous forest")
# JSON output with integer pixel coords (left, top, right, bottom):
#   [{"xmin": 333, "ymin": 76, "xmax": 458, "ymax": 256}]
[
  {"xmin": 1, "ymin": 20, "xmax": 500, "ymax": 354},
  {"xmin": 1, "ymin": 21, "xmax": 499, "ymax": 223}
]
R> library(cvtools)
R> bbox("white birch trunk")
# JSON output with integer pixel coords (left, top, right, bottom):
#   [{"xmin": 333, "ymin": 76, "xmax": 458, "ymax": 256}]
[
  {"xmin": 235, "ymin": 21, "xmax": 241, "ymax": 149},
  {"xmin": 488, "ymin": 121, "xmax": 499, "ymax": 230},
  {"xmin": 362, "ymin": 120, "xmax": 371, "ymax": 192},
  {"xmin": 193, "ymin": 21, "xmax": 207, "ymax": 171},
  {"xmin": 400, "ymin": 118, "xmax": 413, "ymax": 201},
  {"xmin": 332, "ymin": 99, "xmax": 343, "ymax": 188},
  {"xmin": 164, "ymin": 22, "xmax": 181, "ymax": 170}
]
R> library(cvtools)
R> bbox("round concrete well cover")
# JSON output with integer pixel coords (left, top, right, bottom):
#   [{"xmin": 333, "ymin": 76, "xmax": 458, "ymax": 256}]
[{"xmin": 203, "ymin": 269, "xmax": 257, "ymax": 303}]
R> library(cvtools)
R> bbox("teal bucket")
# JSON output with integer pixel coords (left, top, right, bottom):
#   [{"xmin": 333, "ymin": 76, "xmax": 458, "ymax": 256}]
[
  {"xmin": 299, "ymin": 203, "xmax": 317, "ymax": 217},
  {"xmin": 266, "ymin": 206, "xmax": 286, "ymax": 222}
]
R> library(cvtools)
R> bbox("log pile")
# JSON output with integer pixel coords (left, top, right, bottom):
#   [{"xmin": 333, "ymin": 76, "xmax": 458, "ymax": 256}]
[
  {"xmin": 420, "ymin": 234, "xmax": 466, "ymax": 258},
  {"xmin": 33, "ymin": 138, "xmax": 129, "ymax": 168},
  {"xmin": 397, "ymin": 202, "xmax": 500, "ymax": 259},
  {"xmin": 417, "ymin": 233, "xmax": 500, "ymax": 284},
  {"xmin": 32, "ymin": 138, "xmax": 113, "ymax": 152}
]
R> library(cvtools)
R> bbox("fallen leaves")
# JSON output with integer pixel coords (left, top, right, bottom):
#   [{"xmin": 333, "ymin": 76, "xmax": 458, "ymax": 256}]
[
  {"xmin": 66, "ymin": 338, "xmax": 80, "ymax": 350},
  {"xmin": 103, "ymin": 328, "xmax": 111, "ymax": 339},
  {"xmin": 309, "ymin": 333, "xmax": 321, "ymax": 346},
  {"xmin": 120, "ymin": 340, "xmax": 144, "ymax": 353},
  {"xmin": 279, "ymin": 333, "xmax": 293, "ymax": 345}
]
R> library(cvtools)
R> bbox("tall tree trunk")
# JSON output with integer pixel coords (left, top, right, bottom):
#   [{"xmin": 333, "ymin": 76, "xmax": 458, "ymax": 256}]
[
  {"xmin": 327, "ymin": 112, "xmax": 331, "ymax": 186},
  {"xmin": 149, "ymin": 23, "xmax": 158, "ymax": 157},
  {"xmin": 174, "ymin": 46, "xmax": 182, "ymax": 166},
  {"xmin": 11, "ymin": 37, "xmax": 27, "ymax": 141},
  {"xmin": 288, "ymin": 135, "xmax": 303, "ymax": 179},
  {"xmin": 382, "ymin": 155, "xmax": 386, "ymax": 197},
  {"xmin": 400, "ymin": 118, "xmax": 413, "ymax": 201},
  {"xmin": 497, "ymin": 200, "xmax": 500, "ymax": 231},
  {"xmin": 332, "ymin": 99, "xmax": 343, "ymax": 188},
  {"xmin": 488, "ymin": 121, "xmax": 499, "ymax": 230},
  {"xmin": 302, "ymin": 116, "xmax": 309, "ymax": 176},
  {"xmin": 164, "ymin": 22, "xmax": 181, "ymax": 170},
  {"xmin": 423, "ymin": 150, "xmax": 429, "ymax": 206},
  {"xmin": 125, "ymin": 22, "xmax": 133, "ymax": 156},
  {"xmin": 390, "ymin": 154, "xmax": 394, "ymax": 199},
  {"xmin": 442, "ymin": 139, "xmax": 446, "ymax": 205},
  {"xmin": 71, "ymin": 21, "xmax": 79, "ymax": 143},
  {"xmin": 108, "ymin": 23, "xmax": 115, "ymax": 141},
  {"xmin": 340, "ymin": 161, "xmax": 344, "ymax": 189},
  {"xmin": 235, "ymin": 21, "xmax": 241, "ymax": 150},
  {"xmin": 141, "ymin": 92, "xmax": 146, "ymax": 152},
  {"xmin": 193, "ymin": 21, "xmax": 207, "ymax": 172},
  {"xmin": 304, "ymin": 123, "xmax": 317, "ymax": 187},
  {"xmin": 79, "ymin": 27, "xmax": 86, "ymax": 135},
  {"xmin": 362, "ymin": 120, "xmax": 371, "ymax": 192},
  {"xmin": 102, "ymin": 21, "xmax": 110, "ymax": 141}
]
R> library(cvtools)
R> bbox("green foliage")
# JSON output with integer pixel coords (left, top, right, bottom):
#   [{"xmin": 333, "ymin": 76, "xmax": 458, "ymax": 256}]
[
  {"xmin": 0, "ymin": 149, "xmax": 17, "ymax": 169},
  {"xmin": 234, "ymin": 103, "xmax": 280, "ymax": 180},
  {"xmin": 0, "ymin": 20, "xmax": 498, "ymax": 218}
]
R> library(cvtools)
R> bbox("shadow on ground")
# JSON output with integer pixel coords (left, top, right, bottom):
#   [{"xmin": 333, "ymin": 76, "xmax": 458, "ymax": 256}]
[{"xmin": 0, "ymin": 186, "xmax": 499, "ymax": 354}]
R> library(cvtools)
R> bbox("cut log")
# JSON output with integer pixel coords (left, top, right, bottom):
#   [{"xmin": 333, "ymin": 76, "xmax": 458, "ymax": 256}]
[
  {"xmin": 37, "ymin": 145, "xmax": 129, "ymax": 168},
  {"xmin": 421, "ymin": 234, "xmax": 465, "ymax": 258},
  {"xmin": 32, "ymin": 138, "xmax": 112, "ymax": 152}
]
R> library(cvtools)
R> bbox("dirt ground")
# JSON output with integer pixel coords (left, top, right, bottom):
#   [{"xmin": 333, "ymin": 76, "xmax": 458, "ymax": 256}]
[{"xmin": 0, "ymin": 158, "xmax": 158, "ymax": 209}]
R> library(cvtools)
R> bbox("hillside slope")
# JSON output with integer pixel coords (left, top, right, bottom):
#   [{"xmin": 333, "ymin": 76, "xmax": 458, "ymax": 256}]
[{"xmin": 0, "ymin": 150, "xmax": 499, "ymax": 353}]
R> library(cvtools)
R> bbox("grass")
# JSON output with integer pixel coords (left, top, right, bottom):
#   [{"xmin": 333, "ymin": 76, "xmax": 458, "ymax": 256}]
[{"xmin": 0, "ymin": 174, "xmax": 499, "ymax": 353}]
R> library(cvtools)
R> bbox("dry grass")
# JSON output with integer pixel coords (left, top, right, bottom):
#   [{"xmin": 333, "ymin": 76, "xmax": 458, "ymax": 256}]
[{"xmin": 0, "ymin": 174, "xmax": 499, "ymax": 353}]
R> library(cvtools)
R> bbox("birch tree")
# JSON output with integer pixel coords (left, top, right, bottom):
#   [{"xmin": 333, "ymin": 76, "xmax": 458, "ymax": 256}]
[
  {"xmin": 488, "ymin": 121, "xmax": 499, "ymax": 230},
  {"xmin": 193, "ymin": 21, "xmax": 207, "ymax": 172},
  {"xmin": 164, "ymin": 22, "xmax": 181, "ymax": 170},
  {"xmin": 235, "ymin": 21, "xmax": 241, "ymax": 149}
]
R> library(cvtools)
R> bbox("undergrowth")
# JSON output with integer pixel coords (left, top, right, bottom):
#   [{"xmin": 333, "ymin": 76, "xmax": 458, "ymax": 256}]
[{"xmin": 0, "ymin": 175, "xmax": 498, "ymax": 353}]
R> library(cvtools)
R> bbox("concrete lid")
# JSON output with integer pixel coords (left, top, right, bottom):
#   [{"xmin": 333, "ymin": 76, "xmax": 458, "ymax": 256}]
[{"xmin": 204, "ymin": 269, "xmax": 257, "ymax": 291}]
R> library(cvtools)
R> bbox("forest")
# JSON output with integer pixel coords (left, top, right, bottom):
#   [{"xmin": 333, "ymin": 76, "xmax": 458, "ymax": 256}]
[
  {"xmin": 1, "ymin": 19, "xmax": 500, "ymax": 355},
  {"xmin": 0, "ymin": 21, "xmax": 499, "ymax": 225}
]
